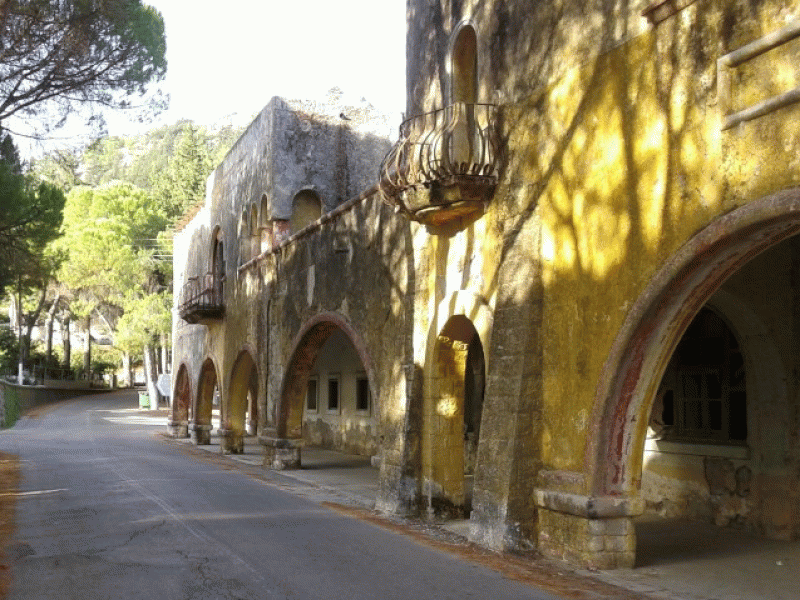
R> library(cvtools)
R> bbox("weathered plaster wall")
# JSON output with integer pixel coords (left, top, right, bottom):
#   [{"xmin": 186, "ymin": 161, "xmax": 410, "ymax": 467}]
[
  {"xmin": 270, "ymin": 99, "xmax": 393, "ymax": 219},
  {"xmin": 265, "ymin": 194, "xmax": 410, "ymax": 450},
  {"xmin": 404, "ymin": 0, "xmax": 800, "ymax": 568}
]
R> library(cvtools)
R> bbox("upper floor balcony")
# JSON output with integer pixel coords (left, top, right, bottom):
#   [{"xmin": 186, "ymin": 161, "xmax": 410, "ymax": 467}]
[
  {"xmin": 379, "ymin": 102, "xmax": 500, "ymax": 227},
  {"xmin": 178, "ymin": 273, "xmax": 224, "ymax": 324}
]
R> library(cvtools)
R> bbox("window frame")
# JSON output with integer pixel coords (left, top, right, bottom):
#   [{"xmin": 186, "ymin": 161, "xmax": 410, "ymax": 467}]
[
  {"xmin": 305, "ymin": 375, "xmax": 319, "ymax": 413},
  {"xmin": 326, "ymin": 373, "xmax": 341, "ymax": 414},
  {"xmin": 657, "ymin": 307, "xmax": 747, "ymax": 446},
  {"xmin": 355, "ymin": 373, "xmax": 370, "ymax": 415}
]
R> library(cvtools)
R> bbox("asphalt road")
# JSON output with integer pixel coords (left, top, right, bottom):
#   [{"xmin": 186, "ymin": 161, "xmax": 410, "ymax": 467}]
[{"xmin": 0, "ymin": 390, "xmax": 561, "ymax": 600}]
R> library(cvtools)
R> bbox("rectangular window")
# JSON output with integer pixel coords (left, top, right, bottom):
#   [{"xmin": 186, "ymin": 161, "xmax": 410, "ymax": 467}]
[
  {"xmin": 327, "ymin": 376, "xmax": 340, "ymax": 412},
  {"xmin": 306, "ymin": 377, "xmax": 318, "ymax": 412},
  {"xmin": 356, "ymin": 376, "xmax": 370, "ymax": 413}
]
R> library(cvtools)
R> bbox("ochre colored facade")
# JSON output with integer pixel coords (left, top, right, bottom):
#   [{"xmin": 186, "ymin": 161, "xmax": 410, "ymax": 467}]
[{"xmin": 172, "ymin": 0, "xmax": 800, "ymax": 568}]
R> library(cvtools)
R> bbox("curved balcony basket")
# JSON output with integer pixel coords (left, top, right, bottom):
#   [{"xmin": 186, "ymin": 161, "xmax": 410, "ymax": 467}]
[{"xmin": 379, "ymin": 102, "xmax": 499, "ymax": 226}]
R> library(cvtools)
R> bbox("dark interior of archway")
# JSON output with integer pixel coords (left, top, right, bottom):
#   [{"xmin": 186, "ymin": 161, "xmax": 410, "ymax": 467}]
[
  {"xmin": 654, "ymin": 308, "xmax": 747, "ymax": 444},
  {"xmin": 440, "ymin": 314, "xmax": 486, "ymax": 513}
]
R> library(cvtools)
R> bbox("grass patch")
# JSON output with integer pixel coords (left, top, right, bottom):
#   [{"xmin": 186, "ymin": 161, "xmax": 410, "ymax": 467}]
[{"xmin": 2, "ymin": 387, "xmax": 19, "ymax": 428}]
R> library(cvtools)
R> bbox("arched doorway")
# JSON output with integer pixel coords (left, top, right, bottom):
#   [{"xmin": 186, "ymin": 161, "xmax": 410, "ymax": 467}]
[
  {"xmin": 270, "ymin": 314, "xmax": 376, "ymax": 469},
  {"xmin": 192, "ymin": 358, "xmax": 218, "ymax": 445},
  {"xmin": 222, "ymin": 350, "xmax": 258, "ymax": 454},
  {"xmin": 424, "ymin": 314, "xmax": 485, "ymax": 517},
  {"xmin": 169, "ymin": 363, "xmax": 192, "ymax": 438},
  {"xmin": 586, "ymin": 188, "xmax": 800, "ymax": 566}
]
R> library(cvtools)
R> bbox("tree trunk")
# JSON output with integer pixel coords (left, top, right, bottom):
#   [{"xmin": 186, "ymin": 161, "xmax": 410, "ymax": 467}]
[
  {"xmin": 122, "ymin": 353, "xmax": 132, "ymax": 388},
  {"xmin": 63, "ymin": 317, "xmax": 71, "ymax": 369},
  {"xmin": 160, "ymin": 335, "xmax": 169, "ymax": 374},
  {"xmin": 16, "ymin": 277, "xmax": 22, "ymax": 384},
  {"xmin": 45, "ymin": 307, "xmax": 55, "ymax": 366},
  {"xmin": 83, "ymin": 313, "xmax": 91, "ymax": 379},
  {"xmin": 21, "ymin": 281, "xmax": 48, "ymax": 365},
  {"xmin": 143, "ymin": 345, "xmax": 163, "ymax": 408}
]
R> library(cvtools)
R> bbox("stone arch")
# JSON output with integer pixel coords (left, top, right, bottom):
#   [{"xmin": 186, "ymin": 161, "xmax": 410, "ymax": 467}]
[
  {"xmin": 421, "ymin": 291, "xmax": 492, "ymax": 515},
  {"xmin": 169, "ymin": 363, "xmax": 192, "ymax": 438},
  {"xmin": 277, "ymin": 312, "xmax": 376, "ymax": 441},
  {"xmin": 290, "ymin": 189, "xmax": 322, "ymax": 234},
  {"xmin": 222, "ymin": 349, "xmax": 258, "ymax": 454},
  {"xmin": 192, "ymin": 357, "xmax": 219, "ymax": 445},
  {"xmin": 587, "ymin": 188, "xmax": 800, "ymax": 499}
]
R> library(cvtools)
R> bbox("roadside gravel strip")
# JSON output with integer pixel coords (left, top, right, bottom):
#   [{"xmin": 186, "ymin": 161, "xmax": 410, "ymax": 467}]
[{"xmin": 0, "ymin": 451, "xmax": 20, "ymax": 598}]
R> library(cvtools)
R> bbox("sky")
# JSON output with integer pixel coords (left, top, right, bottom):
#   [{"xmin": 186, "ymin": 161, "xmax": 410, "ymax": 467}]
[{"xmin": 19, "ymin": 0, "xmax": 408, "ymax": 155}]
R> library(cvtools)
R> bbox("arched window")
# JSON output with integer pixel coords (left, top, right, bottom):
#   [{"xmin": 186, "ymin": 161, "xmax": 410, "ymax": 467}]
[
  {"xmin": 212, "ymin": 230, "xmax": 225, "ymax": 301},
  {"xmin": 290, "ymin": 190, "xmax": 322, "ymax": 234},
  {"xmin": 450, "ymin": 24, "xmax": 477, "ymax": 105},
  {"xmin": 238, "ymin": 211, "xmax": 248, "ymax": 265},
  {"xmin": 656, "ymin": 308, "xmax": 747, "ymax": 444},
  {"xmin": 448, "ymin": 24, "xmax": 478, "ymax": 171},
  {"xmin": 250, "ymin": 203, "xmax": 259, "ymax": 259}
]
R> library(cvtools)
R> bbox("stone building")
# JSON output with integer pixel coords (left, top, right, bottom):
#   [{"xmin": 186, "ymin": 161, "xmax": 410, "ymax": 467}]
[{"xmin": 172, "ymin": 0, "xmax": 800, "ymax": 569}]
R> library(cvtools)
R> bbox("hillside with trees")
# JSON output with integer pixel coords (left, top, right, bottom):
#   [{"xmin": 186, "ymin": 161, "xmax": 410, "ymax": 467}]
[{"xmin": 1, "ymin": 119, "xmax": 243, "ymax": 401}]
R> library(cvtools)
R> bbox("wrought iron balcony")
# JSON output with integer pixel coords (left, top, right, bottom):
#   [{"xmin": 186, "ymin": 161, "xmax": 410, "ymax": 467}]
[
  {"xmin": 179, "ymin": 273, "xmax": 224, "ymax": 324},
  {"xmin": 380, "ymin": 102, "xmax": 499, "ymax": 226}
]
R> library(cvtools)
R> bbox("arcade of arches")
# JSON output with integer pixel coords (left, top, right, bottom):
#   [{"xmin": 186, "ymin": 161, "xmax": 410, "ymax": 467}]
[{"xmin": 170, "ymin": 0, "xmax": 800, "ymax": 573}]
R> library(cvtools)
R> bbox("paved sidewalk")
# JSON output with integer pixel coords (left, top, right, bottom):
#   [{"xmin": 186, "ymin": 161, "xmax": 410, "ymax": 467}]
[{"xmin": 169, "ymin": 429, "xmax": 380, "ymax": 509}]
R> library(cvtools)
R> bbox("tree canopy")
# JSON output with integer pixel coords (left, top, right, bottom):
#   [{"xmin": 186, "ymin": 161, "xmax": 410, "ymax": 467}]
[
  {"xmin": 0, "ymin": 0, "xmax": 167, "ymax": 137},
  {"xmin": 0, "ymin": 131, "xmax": 65, "ymax": 295},
  {"xmin": 56, "ymin": 183, "xmax": 167, "ymax": 314}
]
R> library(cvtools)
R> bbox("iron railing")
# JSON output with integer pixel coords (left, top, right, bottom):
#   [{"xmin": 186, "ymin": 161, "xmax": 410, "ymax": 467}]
[
  {"xmin": 179, "ymin": 273, "xmax": 224, "ymax": 323},
  {"xmin": 380, "ymin": 102, "xmax": 499, "ymax": 199}
]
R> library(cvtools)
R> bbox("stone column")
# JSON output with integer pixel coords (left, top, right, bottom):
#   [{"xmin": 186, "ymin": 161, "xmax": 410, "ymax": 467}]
[
  {"xmin": 534, "ymin": 489, "xmax": 643, "ymax": 569},
  {"xmin": 219, "ymin": 428, "xmax": 244, "ymax": 454},
  {"xmin": 167, "ymin": 419, "xmax": 189, "ymax": 438},
  {"xmin": 260, "ymin": 436, "xmax": 303, "ymax": 469},
  {"xmin": 189, "ymin": 421, "xmax": 212, "ymax": 445}
]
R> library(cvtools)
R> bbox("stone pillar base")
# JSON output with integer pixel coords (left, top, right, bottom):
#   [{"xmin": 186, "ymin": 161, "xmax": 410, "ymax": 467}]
[
  {"xmin": 260, "ymin": 436, "xmax": 303, "ymax": 469},
  {"xmin": 534, "ymin": 489, "xmax": 643, "ymax": 569},
  {"xmin": 189, "ymin": 422, "xmax": 212, "ymax": 445},
  {"xmin": 219, "ymin": 428, "xmax": 244, "ymax": 454},
  {"xmin": 167, "ymin": 419, "xmax": 189, "ymax": 438}
]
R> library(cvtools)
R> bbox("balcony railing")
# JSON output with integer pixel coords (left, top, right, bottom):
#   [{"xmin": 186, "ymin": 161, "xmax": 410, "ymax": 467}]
[
  {"xmin": 380, "ymin": 102, "xmax": 499, "ymax": 225},
  {"xmin": 179, "ymin": 273, "xmax": 224, "ymax": 324}
]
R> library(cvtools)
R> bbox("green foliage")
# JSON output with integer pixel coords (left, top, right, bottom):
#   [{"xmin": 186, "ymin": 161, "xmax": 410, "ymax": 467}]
[
  {"xmin": 2, "ymin": 386, "xmax": 19, "ymax": 428},
  {"xmin": 85, "ymin": 346, "xmax": 122, "ymax": 377},
  {"xmin": 24, "ymin": 118, "xmax": 243, "ymax": 379},
  {"xmin": 56, "ymin": 183, "xmax": 168, "ymax": 315},
  {"xmin": 0, "ymin": 131, "xmax": 66, "ymax": 295},
  {"xmin": 32, "ymin": 120, "xmax": 243, "ymax": 199},
  {"xmin": 115, "ymin": 292, "xmax": 171, "ymax": 355},
  {"xmin": 0, "ymin": 317, "xmax": 18, "ymax": 374},
  {"xmin": 151, "ymin": 123, "xmax": 214, "ymax": 221},
  {"xmin": 0, "ymin": 0, "xmax": 167, "ymax": 137}
]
